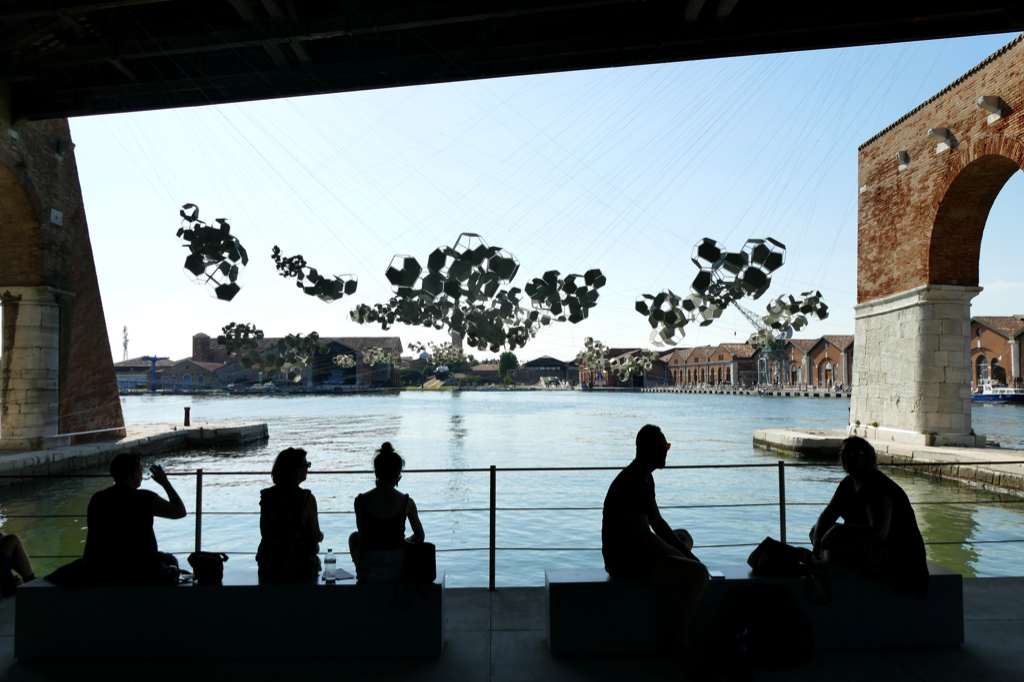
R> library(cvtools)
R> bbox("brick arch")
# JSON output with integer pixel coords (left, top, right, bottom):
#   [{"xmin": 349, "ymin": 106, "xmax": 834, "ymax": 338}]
[
  {"xmin": 0, "ymin": 162, "xmax": 44, "ymax": 287},
  {"xmin": 925, "ymin": 136, "xmax": 1024, "ymax": 288}
]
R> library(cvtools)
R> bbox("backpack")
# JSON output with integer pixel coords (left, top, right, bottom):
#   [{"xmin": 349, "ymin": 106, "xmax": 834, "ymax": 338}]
[{"xmin": 715, "ymin": 584, "xmax": 815, "ymax": 671}]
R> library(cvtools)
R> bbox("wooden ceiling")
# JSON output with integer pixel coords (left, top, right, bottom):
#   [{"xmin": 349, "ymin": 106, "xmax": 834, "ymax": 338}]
[{"xmin": 3, "ymin": 1, "xmax": 1023, "ymax": 120}]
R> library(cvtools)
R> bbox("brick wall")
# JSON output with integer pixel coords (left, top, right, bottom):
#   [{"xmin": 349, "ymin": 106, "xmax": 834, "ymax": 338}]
[
  {"xmin": 0, "ymin": 117, "xmax": 124, "ymax": 442},
  {"xmin": 858, "ymin": 35, "xmax": 1024, "ymax": 304}
]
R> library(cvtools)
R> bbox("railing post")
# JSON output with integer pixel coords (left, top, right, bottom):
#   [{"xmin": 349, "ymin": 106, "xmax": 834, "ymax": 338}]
[
  {"xmin": 489, "ymin": 465, "xmax": 496, "ymax": 591},
  {"xmin": 195, "ymin": 468, "xmax": 203, "ymax": 552},
  {"xmin": 777, "ymin": 460, "xmax": 786, "ymax": 545}
]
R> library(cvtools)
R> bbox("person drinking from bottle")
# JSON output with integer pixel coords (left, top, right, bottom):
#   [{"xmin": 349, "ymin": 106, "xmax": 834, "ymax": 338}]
[{"xmin": 84, "ymin": 451, "xmax": 187, "ymax": 584}]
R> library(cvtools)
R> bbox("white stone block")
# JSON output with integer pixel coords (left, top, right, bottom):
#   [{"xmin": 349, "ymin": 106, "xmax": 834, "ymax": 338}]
[{"xmin": 934, "ymin": 351, "xmax": 949, "ymax": 367}]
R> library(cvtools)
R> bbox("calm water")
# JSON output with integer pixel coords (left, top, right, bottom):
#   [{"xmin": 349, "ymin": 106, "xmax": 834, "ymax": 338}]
[{"xmin": 2, "ymin": 392, "xmax": 1023, "ymax": 587}]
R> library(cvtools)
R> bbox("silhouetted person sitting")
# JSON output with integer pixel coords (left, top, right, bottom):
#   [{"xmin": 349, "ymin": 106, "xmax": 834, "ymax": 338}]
[
  {"xmin": 256, "ymin": 447, "xmax": 324, "ymax": 582},
  {"xmin": 602, "ymin": 424, "xmax": 710, "ymax": 661},
  {"xmin": 0, "ymin": 531, "xmax": 35, "ymax": 600},
  {"xmin": 84, "ymin": 452, "xmax": 186, "ymax": 584},
  {"xmin": 811, "ymin": 436, "xmax": 929, "ymax": 598},
  {"xmin": 349, "ymin": 442, "xmax": 424, "ymax": 583}
]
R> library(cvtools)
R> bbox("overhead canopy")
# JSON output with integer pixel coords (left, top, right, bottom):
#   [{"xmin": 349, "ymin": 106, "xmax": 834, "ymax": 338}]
[{"xmin": 4, "ymin": 1, "xmax": 1023, "ymax": 120}]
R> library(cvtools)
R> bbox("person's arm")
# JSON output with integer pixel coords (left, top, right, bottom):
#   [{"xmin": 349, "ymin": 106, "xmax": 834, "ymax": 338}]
[
  {"xmin": 628, "ymin": 512, "xmax": 684, "ymax": 558},
  {"xmin": 353, "ymin": 494, "xmax": 364, "ymax": 535},
  {"xmin": 149, "ymin": 465, "xmax": 187, "ymax": 519},
  {"xmin": 812, "ymin": 500, "xmax": 841, "ymax": 555},
  {"xmin": 865, "ymin": 495, "xmax": 893, "ymax": 542},
  {"xmin": 648, "ymin": 498, "xmax": 694, "ymax": 557},
  {"xmin": 406, "ymin": 497, "xmax": 425, "ymax": 543},
  {"xmin": 305, "ymin": 493, "xmax": 325, "ymax": 543}
]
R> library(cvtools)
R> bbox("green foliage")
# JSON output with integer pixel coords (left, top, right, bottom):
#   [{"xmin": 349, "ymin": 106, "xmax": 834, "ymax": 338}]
[
  {"xmin": 502, "ymin": 375, "xmax": 513, "ymax": 386},
  {"xmin": 498, "ymin": 351, "xmax": 518, "ymax": 379},
  {"xmin": 401, "ymin": 368, "xmax": 424, "ymax": 385}
]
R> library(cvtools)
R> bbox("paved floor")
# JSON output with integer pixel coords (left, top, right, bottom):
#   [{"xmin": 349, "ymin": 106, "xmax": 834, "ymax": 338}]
[{"xmin": 0, "ymin": 579, "xmax": 1022, "ymax": 681}]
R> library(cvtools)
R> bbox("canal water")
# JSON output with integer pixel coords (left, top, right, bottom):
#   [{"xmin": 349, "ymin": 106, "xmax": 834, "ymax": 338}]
[{"xmin": 2, "ymin": 392, "xmax": 1022, "ymax": 587}]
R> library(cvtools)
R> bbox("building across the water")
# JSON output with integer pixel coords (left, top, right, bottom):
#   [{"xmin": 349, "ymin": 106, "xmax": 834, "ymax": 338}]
[{"xmin": 971, "ymin": 316, "xmax": 1024, "ymax": 388}]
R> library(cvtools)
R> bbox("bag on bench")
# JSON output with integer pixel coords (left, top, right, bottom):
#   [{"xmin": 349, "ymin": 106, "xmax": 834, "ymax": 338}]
[
  {"xmin": 403, "ymin": 541, "xmax": 436, "ymax": 583},
  {"xmin": 748, "ymin": 537, "xmax": 832, "ymax": 605}
]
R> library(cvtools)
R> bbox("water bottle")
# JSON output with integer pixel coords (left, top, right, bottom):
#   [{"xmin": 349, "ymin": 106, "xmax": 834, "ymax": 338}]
[{"xmin": 323, "ymin": 548, "xmax": 336, "ymax": 582}]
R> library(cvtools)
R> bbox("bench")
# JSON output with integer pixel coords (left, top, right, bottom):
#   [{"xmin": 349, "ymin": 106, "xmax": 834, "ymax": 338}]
[
  {"xmin": 15, "ymin": 572, "xmax": 445, "ymax": 661},
  {"xmin": 545, "ymin": 562, "xmax": 962, "ymax": 656}
]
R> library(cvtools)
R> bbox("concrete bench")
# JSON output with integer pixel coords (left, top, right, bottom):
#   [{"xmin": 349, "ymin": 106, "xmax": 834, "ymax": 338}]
[
  {"xmin": 546, "ymin": 562, "xmax": 962, "ymax": 656},
  {"xmin": 15, "ymin": 572, "xmax": 445, "ymax": 661}
]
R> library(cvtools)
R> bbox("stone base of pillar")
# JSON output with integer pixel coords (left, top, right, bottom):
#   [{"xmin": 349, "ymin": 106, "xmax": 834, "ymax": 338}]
[
  {"xmin": 846, "ymin": 424, "xmax": 985, "ymax": 448},
  {"xmin": 849, "ymin": 284, "xmax": 982, "ymax": 445}
]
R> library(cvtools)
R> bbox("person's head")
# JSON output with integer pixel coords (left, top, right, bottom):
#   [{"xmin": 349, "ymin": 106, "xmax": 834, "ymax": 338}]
[
  {"xmin": 635, "ymin": 424, "xmax": 670, "ymax": 469},
  {"xmin": 839, "ymin": 436, "xmax": 876, "ymax": 478},
  {"xmin": 110, "ymin": 452, "xmax": 143, "ymax": 487},
  {"xmin": 271, "ymin": 447, "xmax": 310, "ymax": 486},
  {"xmin": 373, "ymin": 442, "xmax": 405, "ymax": 486}
]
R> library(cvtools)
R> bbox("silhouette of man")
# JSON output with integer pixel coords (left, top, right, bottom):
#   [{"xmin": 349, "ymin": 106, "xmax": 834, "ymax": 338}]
[
  {"xmin": 0, "ymin": 532, "xmax": 34, "ymax": 599},
  {"xmin": 85, "ymin": 452, "xmax": 187, "ymax": 584},
  {"xmin": 602, "ymin": 424, "xmax": 710, "ymax": 660}
]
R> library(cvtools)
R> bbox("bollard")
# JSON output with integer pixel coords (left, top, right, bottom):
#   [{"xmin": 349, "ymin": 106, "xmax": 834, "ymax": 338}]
[{"xmin": 184, "ymin": 406, "xmax": 191, "ymax": 426}]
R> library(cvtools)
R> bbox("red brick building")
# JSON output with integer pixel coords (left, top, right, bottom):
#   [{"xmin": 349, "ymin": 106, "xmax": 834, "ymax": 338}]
[{"xmin": 970, "ymin": 316, "xmax": 1024, "ymax": 387}]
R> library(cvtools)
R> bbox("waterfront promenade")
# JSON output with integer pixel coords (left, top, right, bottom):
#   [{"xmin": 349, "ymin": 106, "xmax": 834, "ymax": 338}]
[{"xmin": 0, "ymin": 578, "xmax": 1021, "ymax": 681}]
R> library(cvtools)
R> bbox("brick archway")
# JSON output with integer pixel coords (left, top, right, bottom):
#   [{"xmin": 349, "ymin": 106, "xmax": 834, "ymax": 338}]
[{"xmin": 850, "ymin": 35, "xmax": 1024, "ymax": 447}]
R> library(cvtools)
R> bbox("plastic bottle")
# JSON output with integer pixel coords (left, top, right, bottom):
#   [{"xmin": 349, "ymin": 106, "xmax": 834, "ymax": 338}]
[{"xmin": 324, "ymin": 548, "xmax": 336, "ymax": 582}]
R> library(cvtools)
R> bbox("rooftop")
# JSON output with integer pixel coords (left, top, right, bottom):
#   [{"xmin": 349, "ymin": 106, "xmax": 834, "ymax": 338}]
[
  {"xmin": 1, "ymin": 577, "xmax": 1022, "ymax": 681},
  {"xmin": 974, "ymin": 316, "xmax": 1024, "ymax": 338}
]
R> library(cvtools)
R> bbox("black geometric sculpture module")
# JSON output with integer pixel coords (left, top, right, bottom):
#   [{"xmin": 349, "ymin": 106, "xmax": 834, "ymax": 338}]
[{"xmin": 177, "ymin": 204, "xmax": 249, "ymax": 302}]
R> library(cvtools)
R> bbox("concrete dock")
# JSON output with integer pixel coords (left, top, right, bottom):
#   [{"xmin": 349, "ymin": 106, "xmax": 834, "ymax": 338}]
[
  {"xmin": 644, "ymin": 387, "xmax": 851, "ymax": 398},
  {"xmin": 0, "ymin": 422, "xmax": 268, "ymax": 486},
  {"xmin": 754, "ymin": 428, "xmax": 1024, "ymax": 495},
  {"xmin": 0, "ymin": 578, "xmax": 1021, "ymax": 681}
]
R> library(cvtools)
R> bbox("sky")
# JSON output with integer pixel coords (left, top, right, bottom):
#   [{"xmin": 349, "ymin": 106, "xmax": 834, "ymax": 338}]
[{"xmin": 69, "ymin": 32, "xmax": 1024, "ymax": 364}]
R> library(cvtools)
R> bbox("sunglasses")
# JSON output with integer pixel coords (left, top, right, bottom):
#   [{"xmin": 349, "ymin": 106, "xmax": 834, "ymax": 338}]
[
  {"xmin": 300, "ymin": 461, "xmax": 311, "ymax": 468},
  {"xmin": 665, "ymin": 443, "xmax": 672, "ymax": 451}
]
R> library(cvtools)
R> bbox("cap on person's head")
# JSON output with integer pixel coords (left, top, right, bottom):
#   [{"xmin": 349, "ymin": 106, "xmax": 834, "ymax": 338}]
[
  {"xmin": 839, "ymin": 436, "xmax": 876, "ymax": 473},
  {"xmin": 110, "ymin": 452, "xmax": 141, "ymax": 482},
  {"xmin": 636, "ymin": 424, "xmax": 665, "ymax": 457}
]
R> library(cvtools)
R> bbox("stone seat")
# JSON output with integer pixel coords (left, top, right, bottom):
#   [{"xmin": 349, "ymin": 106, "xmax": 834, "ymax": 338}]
[
  {"xmin": 545, "ymin": 562, "xmax": 962, "ymax": 656},
  {"xmin": 15, "ymin": 571, "xmax": 445, "ymax": 661}
]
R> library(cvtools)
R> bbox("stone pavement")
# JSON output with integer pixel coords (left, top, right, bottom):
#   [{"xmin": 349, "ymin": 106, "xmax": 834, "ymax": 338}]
[
  {"xmin": 0, "ymin": 422, "xmax": 268, "ymax": 485},
  {"xmin": 0, "ymin": 578, "xmax": 1022, "ymax": 681},
  {"xmin": 754, "ymin": 428, "xmax": 1024, "ymax": 495}
]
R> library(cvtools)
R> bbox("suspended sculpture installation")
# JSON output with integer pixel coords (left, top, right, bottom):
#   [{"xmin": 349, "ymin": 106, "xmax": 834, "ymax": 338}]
[
  {"xmin": 407, "ymin": 341, "xmax": 476, "ymax": 368},
  {"xmin": 217, "ymin": 322, "xmax": 328, "ymax": 382},
  {"xmin": 351, "ymin": 233, "xmax": 606, "ymax": 352},
  {"xmin": 177, "ymin": 204, "xmax": 249, "ymax": 301},
  {"xmin": 635, "ymin": 237, "xmax": 827, "ymax": 349},
  {"xmin": 271, "ymin": 246, "xmax": 358, "ymax": 303},
  {"xmin": 573, "ymin": 337, "xmax": 660, "ymax": 381}
]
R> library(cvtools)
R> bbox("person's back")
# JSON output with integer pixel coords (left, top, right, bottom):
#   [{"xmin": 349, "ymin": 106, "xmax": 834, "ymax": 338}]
[
  {"xmin": 256, "ymin": 448, "xmax": 323, "ymax": 582},
  {"xmin": 257, "ymin": 485, "xmax": 319, "ymax": 581},
  {"xmin": 602, "ymin": 460, "xmax": 657, "ymax": 579},
  {"xmin": 85, "ymin": 484, "xmax": 159, "ymax": 575},
  {"xmin": 356, "ymin": 488, "xmax": 409, "ymax": 551}
]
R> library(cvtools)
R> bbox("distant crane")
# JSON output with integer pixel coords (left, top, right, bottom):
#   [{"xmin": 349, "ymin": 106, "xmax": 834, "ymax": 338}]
[
  {"xmin": 734, "ymin": 302, "xmax": 793, "ymax": 386},
  {"xmin": 122, "ymin": 326, "xmax": 128, "ymax": 362},
  {"xmin": 141, "ymin": 356, "xmax": 169, "ymax": 391}
]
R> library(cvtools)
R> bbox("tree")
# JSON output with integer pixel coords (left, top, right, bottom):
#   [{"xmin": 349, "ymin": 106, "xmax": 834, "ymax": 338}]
[
  {"xmin": 499, "ymin": 352, "xmax": 519, "ymax": 379},
  {"xmin": 401, "ymin": 368, "xmax": 424, "ymax": 386}
]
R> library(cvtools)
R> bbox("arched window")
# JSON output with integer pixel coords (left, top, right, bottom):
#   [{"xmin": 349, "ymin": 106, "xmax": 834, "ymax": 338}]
[
  {"xmin": 182, "ymin": 373, "xmax": 192, "ymax": 385},
  {"xmin": 197, "ymin": 375, "xmax": 205, "ymax": 384},
  {"xmin": 976, "ymin": 356, "xmax": 989, "ymax": 383}
]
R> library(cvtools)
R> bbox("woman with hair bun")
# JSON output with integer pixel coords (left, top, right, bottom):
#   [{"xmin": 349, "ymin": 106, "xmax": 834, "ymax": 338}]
[{"xmin": 349, "ymin": 442, "xmax": 425, "ymax": 583}]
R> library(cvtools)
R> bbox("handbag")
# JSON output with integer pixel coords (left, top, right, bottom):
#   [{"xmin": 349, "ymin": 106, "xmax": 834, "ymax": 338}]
[
  {"xmin": 403, "ymin": 541, "xmax": 436, "ymax": 583},
  {"xmin": 187, "ymin": 551, "xmax": 229, "ymax": 584}
]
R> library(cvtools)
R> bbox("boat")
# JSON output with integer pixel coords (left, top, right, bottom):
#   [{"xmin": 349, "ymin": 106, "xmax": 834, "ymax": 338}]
[{"xmin": 972, "ymin": 380, "xmax": 1024, "ymax": 403}]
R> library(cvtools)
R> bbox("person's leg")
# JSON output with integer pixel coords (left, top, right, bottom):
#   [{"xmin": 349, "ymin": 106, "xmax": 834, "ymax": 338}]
[
  {"xmin": 650, "ymin": 555, "xmax": 710, "ymax": 660},
  {"xmin": 0, "ymin": 534, "xmax": 35, "ymax": 581}
]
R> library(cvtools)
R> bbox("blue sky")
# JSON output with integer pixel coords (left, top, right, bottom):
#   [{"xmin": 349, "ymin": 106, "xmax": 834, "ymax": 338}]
[{"xmin": 71, "ymin": 32, "xmax": 1024, "ymax": 363}]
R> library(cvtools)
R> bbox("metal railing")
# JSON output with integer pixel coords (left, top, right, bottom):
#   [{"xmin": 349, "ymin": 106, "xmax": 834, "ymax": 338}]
[{"xmin": 5, "ymin": 458, "xmax": 1024, "ymax": 590}]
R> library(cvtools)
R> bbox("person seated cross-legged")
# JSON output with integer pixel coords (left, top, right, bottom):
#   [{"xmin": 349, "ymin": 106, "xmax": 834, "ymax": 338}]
[
  {"xmin": 810, "ymin": 436, "xmax": 929, "ymax": 598},
  {"xmin": 256, "ymin": 447, "xmax": 324, "ymax": 583},
  {"xmin": 602, "ymin": 424, "xmax": 710, "ymax": 662},
  {"xmin": 84, "ymin": 452, "xmax": 187, "ymax": 585},
  {"xmin": 0, "ymin": 532, "xmax": 35, "ymax": 600}
]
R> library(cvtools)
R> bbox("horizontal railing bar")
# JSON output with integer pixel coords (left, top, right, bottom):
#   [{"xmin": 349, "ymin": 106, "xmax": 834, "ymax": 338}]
[{"xmin": 8, "ymin": 498, "xmax": 1024, "ymax": 520}]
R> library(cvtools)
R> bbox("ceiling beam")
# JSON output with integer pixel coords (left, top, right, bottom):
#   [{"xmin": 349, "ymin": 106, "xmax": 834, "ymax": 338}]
[{"xmin": 0, "ymin": 0, "xmax": 174, "ymax": 21}]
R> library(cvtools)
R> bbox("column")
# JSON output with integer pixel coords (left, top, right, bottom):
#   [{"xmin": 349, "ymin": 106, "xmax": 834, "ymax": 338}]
[
  {"xmin": 1011, "ymin": 340, "xmax": 1021, "ymax": 385},
  {"xmin": 848, "ymin": 284, "xmax": 981, "ymax": 447},
  {"xmin": 0, "ymin": 287, "xmax": 68, "ymax": 449}
]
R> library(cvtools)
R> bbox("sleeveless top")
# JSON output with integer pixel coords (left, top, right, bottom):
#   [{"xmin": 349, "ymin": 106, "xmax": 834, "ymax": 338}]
[
  {"xmin": 256, "ymin": 486, "xmax": 319, "ymax": 581},
  {"xmin": 357, "ymin": 493, "xmax": 409, "ymax": 550}
]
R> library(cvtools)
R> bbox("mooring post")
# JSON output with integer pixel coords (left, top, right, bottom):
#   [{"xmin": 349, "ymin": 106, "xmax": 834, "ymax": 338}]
[
  {"xmin": 184, "ymin": 406, "xmax": 191, "ymax": 427},
  {"xmin": 195, "ymin": 468, "xmax": 203, "ymax": 552},
  {"xmin": 778, "ymin": 460, "xmax": 787, "ymax": 544},
  {"xmin": 489, "ymin": 465, "xmax": 496, "ymax": 591}
]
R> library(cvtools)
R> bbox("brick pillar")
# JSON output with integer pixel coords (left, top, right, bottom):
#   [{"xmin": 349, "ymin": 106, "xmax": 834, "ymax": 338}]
[
  {"xmin": 848, "ymin": 284, "xmax": 984, "ymax": 447},
  {"xmin": 0, "ymin": 286, "xmax": 69, "ymax": 449}
]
